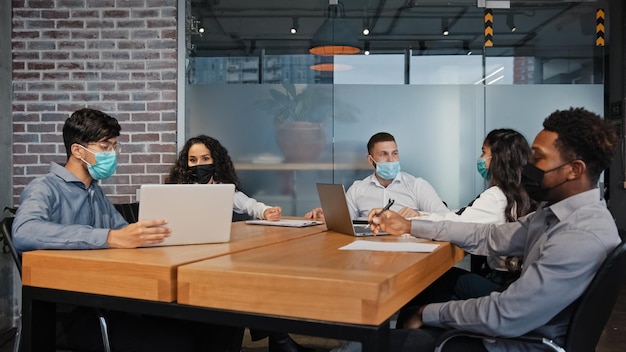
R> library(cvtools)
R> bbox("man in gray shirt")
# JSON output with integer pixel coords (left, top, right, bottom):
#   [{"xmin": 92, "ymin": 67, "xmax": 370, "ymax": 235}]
[{"xmin": 369, "ymin": 107, "xmax": 621, "ymax": 352}]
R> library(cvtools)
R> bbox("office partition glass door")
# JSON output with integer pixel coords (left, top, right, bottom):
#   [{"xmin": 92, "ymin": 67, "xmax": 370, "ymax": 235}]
[{"xmin": 182, "ymin": 1, "xmax": 608, "ymax": 216}]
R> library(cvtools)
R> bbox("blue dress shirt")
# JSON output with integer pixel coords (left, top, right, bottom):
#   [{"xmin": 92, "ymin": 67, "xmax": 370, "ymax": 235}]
[{"xmin": 13, "ymin": 162, "xmax": 128, "ymax": 251}]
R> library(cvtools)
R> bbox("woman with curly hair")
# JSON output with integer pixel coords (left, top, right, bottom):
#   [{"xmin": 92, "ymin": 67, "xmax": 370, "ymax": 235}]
[
  {"xmin": 401, "ymin": 129, "xmax": 535, "ymax": 284},
  {"xmin": 400, "ymin": 128, "xmax": 534, "ymax": 223},
  {"xmin": 165, "ymin": 135, "xmax": 313, "ymax": 352},
  {"xmin": 166, "ymin": 135, "xmax": 282, "ymax": 221}
]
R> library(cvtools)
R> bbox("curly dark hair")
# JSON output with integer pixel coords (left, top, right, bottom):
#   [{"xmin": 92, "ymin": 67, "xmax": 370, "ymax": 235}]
[
  {"xmin": 165, "ymin": 135, "xmax": 241, "ymax": 190},
  {"xmin": 484, "ymin": 128, "xmax": 535, "ymax": 221},
  {"xmin": 543, "ymin": 107, "xmax": 618, "ymax": 183}
]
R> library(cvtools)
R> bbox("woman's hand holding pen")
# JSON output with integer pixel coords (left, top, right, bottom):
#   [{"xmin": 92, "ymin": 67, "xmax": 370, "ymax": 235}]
[
  {"xmin": 367, "ymin": 208, "xmax": 412, "ymax": 236},
  {"xmin": 263, "ymin": 206, "xmax": 282, "ymax": 221}
]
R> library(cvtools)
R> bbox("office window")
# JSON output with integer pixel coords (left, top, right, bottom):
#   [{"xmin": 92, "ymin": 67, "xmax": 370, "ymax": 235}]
[{"xmin": 182, "ymin": 1, "xmax": 608, "ymax": 215}]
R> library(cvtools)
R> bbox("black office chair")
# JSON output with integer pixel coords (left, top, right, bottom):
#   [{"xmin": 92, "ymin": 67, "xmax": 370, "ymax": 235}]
[
  {"xmin": 113, "ymin": 202, "xmax": 140, "ymax": 223},
  {"xmin": 0, "ymin": 216, "xmax": 113, "ymax": 352},
  {"xmin": 434, "ymin": 236, "xmax": 626, "ymax": 352},
  {"xmin": 1, "ymin": 217, "xmax": 20, "ymax": 352},
  {"xmin": 232, "ymin": 211, "xmax": 252, "ymax": 222},
  {"xmin": 469, "ymin": 254, "xmax": 489, "ymax": 276}
]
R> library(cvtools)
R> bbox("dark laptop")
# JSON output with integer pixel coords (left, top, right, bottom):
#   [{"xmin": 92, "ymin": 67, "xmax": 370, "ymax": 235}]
[{"xmin": 316, "ymin": 183, "xmax": 388, "ymax": 237}]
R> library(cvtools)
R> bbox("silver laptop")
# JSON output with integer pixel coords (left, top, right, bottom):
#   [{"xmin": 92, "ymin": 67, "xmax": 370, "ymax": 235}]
[
  {"xmin": 316, "ymin": 183, "xmax": 387, "ymax": 237},
  {"xmin": 138, "ymin": 184, "xmax": 235, "ymax": 246}
]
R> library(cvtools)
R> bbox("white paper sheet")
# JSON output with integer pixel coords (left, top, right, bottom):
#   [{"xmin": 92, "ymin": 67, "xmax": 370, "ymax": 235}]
[
  {"xmin": 339, "ymin": 240, "xmax": 439, "ymax": 252},
  {"xmin": 245, "ymin": 219, "xmax": 324, "ymax": 227}
]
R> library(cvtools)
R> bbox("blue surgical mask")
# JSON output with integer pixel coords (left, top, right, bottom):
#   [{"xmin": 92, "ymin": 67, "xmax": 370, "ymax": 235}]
[
  {"xmin": 79, "ymin": 145, "xmax": 118, "ymax": 180},
  {"xmin": 374, "ymin": 161, "xmax": 401, "ymax": 180},
  {"xmin": 476, "ymin": 157, "xmax": 490, "ymax": 180}
]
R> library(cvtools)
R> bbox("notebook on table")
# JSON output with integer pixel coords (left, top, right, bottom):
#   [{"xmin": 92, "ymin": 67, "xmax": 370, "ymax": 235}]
[
  {"xmin": 315, "ymin": 183, "xmax": 388, "ymax": 237},
  {"xmin": 138, "ymin": 184, "xmax": 235, "ymax": 246}
]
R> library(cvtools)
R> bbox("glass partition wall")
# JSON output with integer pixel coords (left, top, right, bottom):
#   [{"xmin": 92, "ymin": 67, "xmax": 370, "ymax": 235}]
[{"xmin": 182, "ymin": 0, "xmax": 608, "ymax": 216}]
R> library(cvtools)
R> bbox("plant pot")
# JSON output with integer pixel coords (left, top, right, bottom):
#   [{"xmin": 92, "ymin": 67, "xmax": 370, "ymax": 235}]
[{"xmin": 275, "ymin": 121, "xmax": 325, "ymax": 162}]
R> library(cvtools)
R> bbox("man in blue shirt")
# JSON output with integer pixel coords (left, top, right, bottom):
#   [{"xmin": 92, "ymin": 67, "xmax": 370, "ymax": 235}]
[
  {"xmin": 14, "ymin": 108, "xmax": 237, "ymax": 352},
  {"xmin": 14, "ymin": 108, "xmax": 171, "ymax": 250},
  {"xmin": 369, "ymin": 107, "xmax": 621, "ymax": 352}
]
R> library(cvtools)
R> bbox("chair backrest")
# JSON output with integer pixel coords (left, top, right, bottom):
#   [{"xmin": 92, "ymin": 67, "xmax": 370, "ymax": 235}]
[
  {"xmin": 0, "ymin": 216, "xmax": 20, "ymax": 277},
  {"xmin": 113, "ymin": 202, "xmax": 139, "ymax": 223},
  {"xmin": 231, "ymin": 211, "xmax": 252, "ymax": 222},
  {"xmin": 564, "ymin": 233, "xmax": 626, "ymax": 352}
]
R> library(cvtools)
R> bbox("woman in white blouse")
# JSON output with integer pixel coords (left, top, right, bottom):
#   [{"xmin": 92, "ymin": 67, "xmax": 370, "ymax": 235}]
[{"xmin": 401, "ymin": 128, "xmax": 535, "ymax": 273}]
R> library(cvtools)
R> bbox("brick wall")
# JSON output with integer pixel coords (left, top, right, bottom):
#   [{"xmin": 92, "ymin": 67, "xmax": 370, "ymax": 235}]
[{"xmin": 11, "ymin": 0, "xmax": 179, "ymax": 206}]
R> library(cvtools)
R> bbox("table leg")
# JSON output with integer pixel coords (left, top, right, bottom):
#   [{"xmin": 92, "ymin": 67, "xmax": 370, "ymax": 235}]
[
  {"xmin": 361, "ymin": 323, "xmax": 389, "ymax": 352},
  {"xmin": 21, "ymin": 287, "xmax": 56, "ymax": 352}
]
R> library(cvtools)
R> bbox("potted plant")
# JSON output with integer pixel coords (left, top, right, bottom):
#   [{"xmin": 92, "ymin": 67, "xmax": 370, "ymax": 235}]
[{"xmin": 255, "ymin": 82, "xmax": 357, "ymax": 162}]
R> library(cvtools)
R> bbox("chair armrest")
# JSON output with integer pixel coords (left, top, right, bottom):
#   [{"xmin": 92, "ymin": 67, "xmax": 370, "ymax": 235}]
[{"xmin": 434, "ymin": 330, "xmax": 565, "ymax": 352}]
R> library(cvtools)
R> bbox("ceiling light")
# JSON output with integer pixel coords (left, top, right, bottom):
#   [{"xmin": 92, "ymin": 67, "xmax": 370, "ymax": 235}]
[
  {"xmin": 290, "ymin": 17, "xmax": 299, "ymax": 34},
  {"xmin": 441, "ymin": 19, "xmax": 449, "ymax": 36},
  {"xmin": 310, "ymin": 63, "xmax": 353, "ymax": 71},
  {"xmin": 463, "ymin": 41, "xmax": 471, "ymax": 55},
  {"xmin": 364, "ymin": 40, "xmax": 370, "ymax": 55},
  {"xmin": 309, "ymin": 0, "xmax": 360, "ymax": 56},
  {"xmin": 362, "ymin": 12, "xmax": 371, "ymax": 36},
  {"xmin": 507, "ymin": 13, "xmax": 517, "ymax": 32},
  {"xmin": 187, "ymin": 15, "xmax": 204, "ymax": 36}
]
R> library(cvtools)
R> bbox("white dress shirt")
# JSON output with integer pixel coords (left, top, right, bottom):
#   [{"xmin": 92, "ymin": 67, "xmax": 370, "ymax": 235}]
[
  {"xmin": 416, "ymin": 186, "xmax": 510, "ymax": 271},
  {"xmin": 233, "ymin": 190, "xmax": 271, "ymax": 220},
  {"xmin": 345, "ymin": 171, "xmax": 448, "ymax": 219}
]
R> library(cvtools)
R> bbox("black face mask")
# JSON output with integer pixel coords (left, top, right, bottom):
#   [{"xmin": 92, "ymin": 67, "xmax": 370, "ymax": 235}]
[
  {"xmin": 189, "ymin": 164, "xmax": 215, "ymax": 184},
  {"xmin": 521, "ymin": 162, "xmax": 569, "ymax": 202}
]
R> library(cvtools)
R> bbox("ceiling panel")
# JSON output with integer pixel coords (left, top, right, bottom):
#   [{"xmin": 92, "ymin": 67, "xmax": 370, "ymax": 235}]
[{"xmin": 187, "ymin": 0, "xmax": 610, "ymax": 57}]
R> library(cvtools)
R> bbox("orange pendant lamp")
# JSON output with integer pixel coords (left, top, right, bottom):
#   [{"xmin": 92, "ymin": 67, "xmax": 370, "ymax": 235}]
[{"xmin": 309, "ymin": 0, "xmax": 360, "ymax": 56}]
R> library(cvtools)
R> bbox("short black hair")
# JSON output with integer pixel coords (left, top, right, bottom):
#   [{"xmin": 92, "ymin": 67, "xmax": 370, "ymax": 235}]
[
  {"xmin": 62, "ymin": 108, "xmax": 121, "ymax": 158},
  {"xmin": 367, "ymin": 132, "xmax": 396, "ymax": 154},
  {"xmin": 543, "ymin": 107, "xmax": 618, "ymax": 183}
]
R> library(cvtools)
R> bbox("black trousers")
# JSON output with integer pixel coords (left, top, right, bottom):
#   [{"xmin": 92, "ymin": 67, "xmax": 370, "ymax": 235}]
[
  {"xmin": 396, "ymin": 267, "xmax": 504, "ymax": 329},
  {"xmin": 57, "ymin": 306, "xmax": 243, "ymax": 352},
  {"xmin": 390, "ymin": 267, "xmax": 506, "ymax": 352}
]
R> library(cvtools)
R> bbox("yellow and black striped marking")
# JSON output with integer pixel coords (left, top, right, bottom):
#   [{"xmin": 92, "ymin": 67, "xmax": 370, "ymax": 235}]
[
  {"xmin": 596, "ymin": 9, "xmax": 605, "ymax": 47},
  {"xmin": 484, "ymin": 9, "xmax": 493, "ymax": 47}
]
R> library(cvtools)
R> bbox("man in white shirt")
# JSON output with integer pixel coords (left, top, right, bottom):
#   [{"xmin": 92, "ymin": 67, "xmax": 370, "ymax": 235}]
[{"xmin": 306, "ymin": 132, "xmax": 447, "ymax": 219}]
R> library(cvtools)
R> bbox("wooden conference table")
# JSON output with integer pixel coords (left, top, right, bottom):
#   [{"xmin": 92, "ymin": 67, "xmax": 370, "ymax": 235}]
[{"xmin": 21, "ymin": 221, "xmax": 465, "ymax": 352}]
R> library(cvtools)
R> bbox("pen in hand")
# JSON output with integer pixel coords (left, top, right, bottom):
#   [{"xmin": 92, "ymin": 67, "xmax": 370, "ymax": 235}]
[{"xmin": 367, "ymin": 198, "xmax": 395, "ymax": 228}]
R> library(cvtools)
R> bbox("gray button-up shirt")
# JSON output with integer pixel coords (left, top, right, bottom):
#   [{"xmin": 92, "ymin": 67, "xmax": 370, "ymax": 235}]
[
  {"xmin": 13, "ymin": 162, "xmax": 128, "ymax": 251},
  {"xmin": 413, "ymin": 189, "xmax": 620, "ymax": 352}
]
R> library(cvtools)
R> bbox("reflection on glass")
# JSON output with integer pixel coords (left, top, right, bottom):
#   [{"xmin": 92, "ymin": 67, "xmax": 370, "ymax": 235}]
[{"xmin": 184, "ymin": 2, "xmax": 607, "ymax": 215}]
